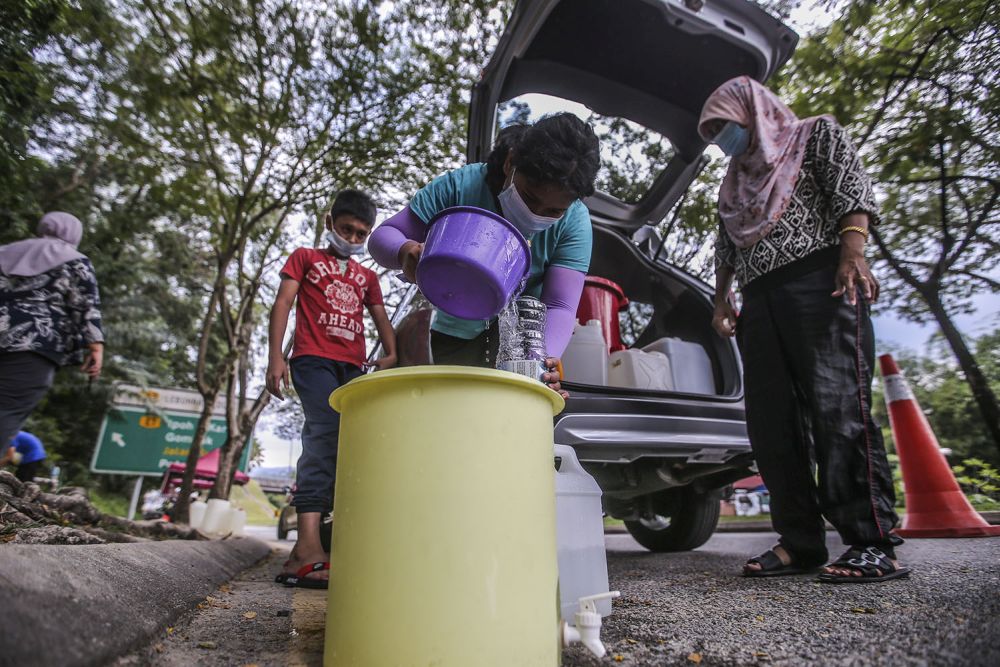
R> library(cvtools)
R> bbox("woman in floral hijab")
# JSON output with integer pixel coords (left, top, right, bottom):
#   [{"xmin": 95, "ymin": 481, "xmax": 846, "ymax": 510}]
[
  {"xmin": 0, "ymin": 212, "xmax": 104, "ymax": 450},
  {"xmin": 700, "ymin": 77, "xmax": 907, "ymax": 584}
]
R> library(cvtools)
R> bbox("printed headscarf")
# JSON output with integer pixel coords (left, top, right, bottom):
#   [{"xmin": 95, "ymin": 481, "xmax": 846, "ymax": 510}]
[
  {"xmin": 0, "ymin": 212, "xmax": 87, "ymax": 277},
  {"xmin": 698, "ymin": 76, "xmax": 834, "ymax": 248}
]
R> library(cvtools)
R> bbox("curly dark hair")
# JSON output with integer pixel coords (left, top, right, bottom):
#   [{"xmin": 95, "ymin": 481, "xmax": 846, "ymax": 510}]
[
  {"xmin": 484, "ymin": 113, "xmax": 600, "ymax": 200},
  {"xmin": 485, "ymin": 123, "xmax": 529, "ymax": 194},
  {"xmin": 513, "ymin": 113, "xmax": 600, "ymax": 199}
]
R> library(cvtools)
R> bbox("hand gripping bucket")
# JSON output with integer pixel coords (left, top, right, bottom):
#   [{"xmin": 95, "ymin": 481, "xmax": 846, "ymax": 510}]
[{"xmin": 416, "ymin": 206, "xmax": 531, "ymax": 320}]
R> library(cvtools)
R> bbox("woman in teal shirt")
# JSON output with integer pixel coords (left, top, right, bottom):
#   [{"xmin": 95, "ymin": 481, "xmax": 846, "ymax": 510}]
[{"xmin": 369, "ymin": 114, "xmax": 600, "ymax": 385}]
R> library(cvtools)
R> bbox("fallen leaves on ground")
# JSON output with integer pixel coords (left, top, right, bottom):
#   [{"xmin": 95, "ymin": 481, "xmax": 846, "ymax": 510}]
[
  {"xmin": 197, "ymin": 641, "xmax": 217, "ymax": 650},
  {"xmin": 850, "ymin": 607, "xmax": 877, "ymax": 614},
  {"xmin": 688, "ymin": 652, "xmax": 703, "ymax": 663},
  {"xmin": 613, "ymin": 656, "xmax": 624, "ymax": 663},
  {"xmin": 243, "ymin": 611, "xmax": 258, "ymax": 620}
]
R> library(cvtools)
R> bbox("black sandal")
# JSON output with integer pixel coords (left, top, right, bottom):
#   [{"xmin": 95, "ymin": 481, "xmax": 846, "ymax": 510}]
[
  {"xmin": 743, "ymin": 548, "xmax": 823, "ymax": 578},
  {"xmin": 817, "ymin": 546, "xmax": 911, "ymax": 584}
]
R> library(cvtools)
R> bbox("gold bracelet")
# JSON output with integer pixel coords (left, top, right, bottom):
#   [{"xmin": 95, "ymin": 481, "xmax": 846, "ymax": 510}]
[{"xmin": 838, "ymin": 225, "xmax": 869, "ymax": 241}]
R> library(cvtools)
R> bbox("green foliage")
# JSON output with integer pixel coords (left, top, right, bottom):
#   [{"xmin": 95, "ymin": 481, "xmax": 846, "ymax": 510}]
[
  {"xmin": 952, "ymin": 458, "xmax": 1000, "ymax": 509},
  {"xmin": 873, "ymin": 330, "xmax": 1000, "ymax": 466},
  {"xmin": 88, "ymin": 486, "xmax": 131, "ymax": 518}
]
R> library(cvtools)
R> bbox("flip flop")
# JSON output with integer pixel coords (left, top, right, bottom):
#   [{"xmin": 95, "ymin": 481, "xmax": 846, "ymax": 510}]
[
  {"xmin": 817, "ymin": 546, "xmax": 911, "ymax": 584},
  {"xmin": 743, "ymin": 548, "xmax": 823, "ymax": 578},
  {"xmin": 282, "ymin": 561, "xmax": 330, "ymax": 589},
  {"xmin": 274, "ymin": 560, "xmax": 292, "ymax": 584}
]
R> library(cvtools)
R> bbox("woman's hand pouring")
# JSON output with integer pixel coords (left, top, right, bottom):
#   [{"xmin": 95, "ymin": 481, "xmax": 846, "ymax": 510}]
[
  {"xmin": 543, "ymin": 357, "xmax": 569, "ymax": 399},
  {"xmin": 398, "ymin": 241, "xmax": 424, "ymax": 283}
]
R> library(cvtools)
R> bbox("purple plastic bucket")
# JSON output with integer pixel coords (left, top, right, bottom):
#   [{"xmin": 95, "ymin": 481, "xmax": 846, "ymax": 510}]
[{"xmin": 416, "ymin": 206, "xmax": 530, "ymax": 320}]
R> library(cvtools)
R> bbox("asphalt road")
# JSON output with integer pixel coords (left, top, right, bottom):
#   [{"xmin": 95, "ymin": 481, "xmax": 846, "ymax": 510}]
[
  {"xmin": 566, "ymin": 532, "xmax": 1000, "ymax": 667},
  {"xmin": 120, "ymin": 528, "xmax": 1000, "ymax": 666}
]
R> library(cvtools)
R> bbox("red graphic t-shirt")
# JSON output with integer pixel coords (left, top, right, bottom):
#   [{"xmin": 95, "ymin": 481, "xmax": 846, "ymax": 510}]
[{"xmin": 280, "ymin": 248, "xmax": 384, "ymax": 366}]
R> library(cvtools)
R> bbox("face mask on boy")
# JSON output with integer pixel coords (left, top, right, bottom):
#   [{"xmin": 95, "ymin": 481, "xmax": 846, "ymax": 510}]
[
  {"xmin": 325, "ymin": 230, "xmax": 365, "ymax": 256},
  {"xmin": 498, "ymin": 169, "xmax": 562, "ymax": 237},
  {"xmin": 712, "ymin": 121, "xmax": 751, "ymax": 157}
]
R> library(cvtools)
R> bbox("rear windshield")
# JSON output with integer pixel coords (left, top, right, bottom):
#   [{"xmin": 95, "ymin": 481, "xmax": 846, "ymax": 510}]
[{"xmin": 498, "ymin": 94, "xmax": 676, "ymax": 205}]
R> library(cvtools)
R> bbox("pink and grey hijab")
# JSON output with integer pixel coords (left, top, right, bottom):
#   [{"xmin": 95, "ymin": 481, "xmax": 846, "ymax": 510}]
[
  {"xmin": 0, "ymin": 211, "xmax": 86, "ymax": 277},
  {"xmin": 698, "ymin": 76, "xmax": 835, "ymax": 249}
]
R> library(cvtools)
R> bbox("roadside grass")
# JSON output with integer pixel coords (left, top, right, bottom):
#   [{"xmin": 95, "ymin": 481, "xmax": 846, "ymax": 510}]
[
  {"xmin": 89, "ymin": 487, "xmax": 131, "ymax": 518},
  {"xmin": 230, "ymin": 480, "xmax": 279, "ymax": 526},
  {"xmin": 718, "ymin": 514, "xmax": 772, "ymax": 523}
]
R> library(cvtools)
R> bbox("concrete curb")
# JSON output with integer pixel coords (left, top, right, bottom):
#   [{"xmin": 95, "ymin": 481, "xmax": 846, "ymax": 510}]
[{"xmin": 0, "ymin": 537, "xmax": 271, "ymax": 667}]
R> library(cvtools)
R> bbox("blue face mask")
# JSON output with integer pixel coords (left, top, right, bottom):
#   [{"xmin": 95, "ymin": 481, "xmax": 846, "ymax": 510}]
[{"xmin": 712, "ymin": 122, "xmax": 750, "ymax": 157}]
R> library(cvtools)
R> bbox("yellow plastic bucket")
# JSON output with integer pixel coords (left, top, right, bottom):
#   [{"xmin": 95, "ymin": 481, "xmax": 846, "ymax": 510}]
[{"xmin": 325, "ymin": 366, "xmax": 564, "ymax": 666}]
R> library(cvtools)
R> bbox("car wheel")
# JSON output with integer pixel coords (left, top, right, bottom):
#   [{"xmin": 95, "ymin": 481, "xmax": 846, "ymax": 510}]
[
  {"xmin": 277, "ymin": 506, "xmax": 293, "ymax": 540},
  {"xmin": 624, "ymin": 487, "xmax": 721, "ymax": 552}
]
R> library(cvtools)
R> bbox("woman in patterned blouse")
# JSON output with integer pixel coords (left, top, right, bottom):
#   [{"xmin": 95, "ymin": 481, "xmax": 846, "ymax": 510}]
[
  {"xmin": 0, "ymin": 212, "xmax": 104, "ymax": 450},
  {"xmin": 699, "ymin": 77, "xmax": 908, "ymax": 584}
]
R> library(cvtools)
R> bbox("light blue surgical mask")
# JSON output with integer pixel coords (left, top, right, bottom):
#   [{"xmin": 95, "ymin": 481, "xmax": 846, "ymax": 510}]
[
  {"xmin": 325, "ymin": 230, "xmax": 365, "ymax": 256},
  {"xmin": 712, "ymin": 121, "xmax": 750, "ymax": 157},
  {"xmin": 498, "ymin": 169, "xmax": 562, "ymax": 238}
]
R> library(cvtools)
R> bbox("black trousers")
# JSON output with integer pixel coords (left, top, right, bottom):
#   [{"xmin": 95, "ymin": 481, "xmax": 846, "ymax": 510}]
[
  {"xmin": 738, "ymin": 258, "xmax": 899, "ymax": 564},
  {"xmin": 0, "ymin": 352, "xmax": 58, "ymax": 449}
]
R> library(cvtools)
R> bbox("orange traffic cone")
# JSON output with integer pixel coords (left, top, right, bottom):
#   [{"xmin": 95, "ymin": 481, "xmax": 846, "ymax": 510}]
[{"xmin": 879, "ymin": 354, "xmax": 1000, "ymax": 537}]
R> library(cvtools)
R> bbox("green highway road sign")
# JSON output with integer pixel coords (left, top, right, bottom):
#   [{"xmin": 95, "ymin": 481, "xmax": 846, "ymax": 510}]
[{"xmin": 91, "ymin": 405, "xmax": 251, "ymax": 476}]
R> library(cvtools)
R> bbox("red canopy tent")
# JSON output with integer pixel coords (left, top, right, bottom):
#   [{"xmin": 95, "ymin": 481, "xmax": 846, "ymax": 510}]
[{"xmin": 160, "ymin": 447, "xmax": 250, "ymax": 495}]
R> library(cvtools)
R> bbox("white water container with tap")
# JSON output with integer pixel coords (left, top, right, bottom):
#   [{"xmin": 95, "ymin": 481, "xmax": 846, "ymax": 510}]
[{"xmin": 555, "ymin": 444, "xmax": 612, "ymax": 623}]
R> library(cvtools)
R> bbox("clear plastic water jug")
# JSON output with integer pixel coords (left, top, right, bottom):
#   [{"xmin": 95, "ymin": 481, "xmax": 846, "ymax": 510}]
[
  {"xmin": 561, "ymin": 320, "xmax": 608, "ymax": 385},
  {"xmin": 642, "ymin": 337, "xmax": 715, "ymax": 394},
  {"xmin": 555, "ymin": 444, "xmax": 612, "ymax": 622},
  {"xmin": 607, "ymin": 348, "xmax": 672, "ymax": 391}
]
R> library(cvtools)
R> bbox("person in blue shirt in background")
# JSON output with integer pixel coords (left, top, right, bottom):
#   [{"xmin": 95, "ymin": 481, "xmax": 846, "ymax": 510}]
[
  {"xmin": 1, "ymin": 430, "xmax": 48, "ymax": 483},
  {"xmin": 369, "ymin": 114, "xmax": 600, "ymax": 395}
]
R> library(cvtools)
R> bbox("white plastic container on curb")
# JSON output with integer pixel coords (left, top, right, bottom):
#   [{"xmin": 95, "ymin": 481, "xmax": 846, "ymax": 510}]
[
  {"xmin": 189, "ymin": 500, "xmax": 208, "ymax": 530},
  {"xmin": 561, "ymin": 320, "xmax": 609, "ymax": 385},
  {"xmin": 555, "ymin": 444, "xmax": 612, "ymax": 622},
  {"xmin": 200, "ymin": 498, "xmax": 231, "ymax": 536},
  {"xmin": 228, "ymin": 507, "xmax": 247, "ymax": 536}
]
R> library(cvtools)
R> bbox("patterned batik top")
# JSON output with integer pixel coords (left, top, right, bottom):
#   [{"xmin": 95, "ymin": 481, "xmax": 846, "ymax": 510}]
[
  {"xmin": 714, "ymin": 118, "xmax": 881, "ymax": 287},
  {"xmin": 0, "ymin": 257, "xmax": 105, "ymax": 366}
]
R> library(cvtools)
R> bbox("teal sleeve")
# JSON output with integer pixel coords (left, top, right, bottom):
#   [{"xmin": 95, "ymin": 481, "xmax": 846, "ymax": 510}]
[
  {"xmin": 408, "ymin": 168, "xmax": 463, "ymax": 224},
  {"xmin": 549, "ymin": 202, "xmax": 592, "ymax": 273}
]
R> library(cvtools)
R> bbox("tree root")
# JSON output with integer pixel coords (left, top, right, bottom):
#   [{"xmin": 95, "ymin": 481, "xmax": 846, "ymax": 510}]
[{"xmin": 0, "ymin": 470, "xmax": 205, "ymax": 544}]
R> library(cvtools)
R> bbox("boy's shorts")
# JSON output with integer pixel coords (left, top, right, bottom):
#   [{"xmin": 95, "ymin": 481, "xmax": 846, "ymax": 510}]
[{"xmin": 289, "ymin": 355, "xmax": 363, "ymax": 514}]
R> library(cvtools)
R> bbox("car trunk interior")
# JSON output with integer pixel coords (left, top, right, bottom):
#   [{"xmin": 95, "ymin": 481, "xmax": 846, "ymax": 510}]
[{"xmin": 560, "ymin": 224, "xmax": 741, "ymax": 398}]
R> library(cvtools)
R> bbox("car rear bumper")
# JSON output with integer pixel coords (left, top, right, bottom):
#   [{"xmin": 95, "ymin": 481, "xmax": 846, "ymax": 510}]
[{"xmin": 555, "ymin": 391, "xmax": 750, "ymax": 464}]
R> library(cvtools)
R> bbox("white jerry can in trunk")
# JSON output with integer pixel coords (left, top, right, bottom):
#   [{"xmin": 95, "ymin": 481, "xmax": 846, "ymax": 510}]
[{"xmin": 555, "ymin": 444, "xmax": 612, "ymax": 622}]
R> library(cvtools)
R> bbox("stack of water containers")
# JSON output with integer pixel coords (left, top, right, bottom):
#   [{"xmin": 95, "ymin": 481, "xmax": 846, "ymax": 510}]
[
  {"xmin": 561, "ymin": 321, "xmax": 715, "ymax": 394},
  {"xmin": 188, "ymin": 498, "xmax": 247, "ymax": 537}
]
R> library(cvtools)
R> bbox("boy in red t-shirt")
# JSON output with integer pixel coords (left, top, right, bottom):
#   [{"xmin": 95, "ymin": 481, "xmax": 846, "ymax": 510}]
[{"xmin": 266, "ymin": 189, "xmax": 397, "ymax": 588}]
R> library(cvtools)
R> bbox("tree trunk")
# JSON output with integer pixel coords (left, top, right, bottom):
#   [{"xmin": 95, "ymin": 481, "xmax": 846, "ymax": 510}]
[
  {"xmin": 209, "ymin": 432, "xmax": 241, "ymax": 500},
  {"xmin": 924, "ymin": 290, "xmax": 1000, "ymax": 456},
  {"xmin": 172, "ymin": 399, "xmax": 217, "ymax": 524}
]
